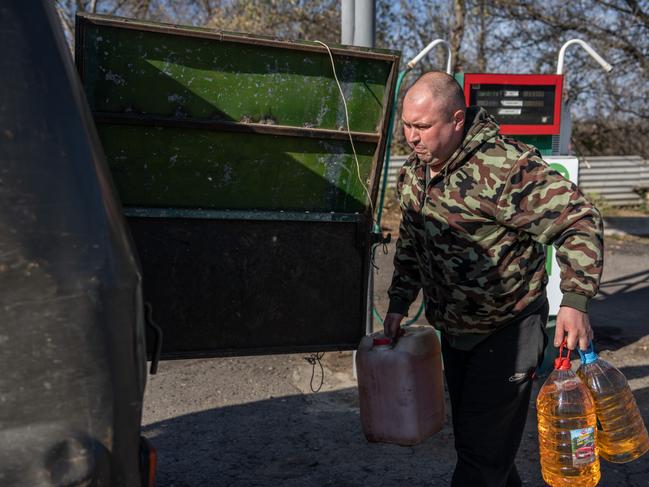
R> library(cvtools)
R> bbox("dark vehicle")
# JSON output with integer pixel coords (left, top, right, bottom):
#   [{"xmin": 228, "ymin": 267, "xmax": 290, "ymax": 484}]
[
  {"xmin": 0, "ymin": 1, "xmax": 397, "ymax": 485},
  {"xmin": 0, "ymin": 2, "xmax": 154, "ymax": 486}
]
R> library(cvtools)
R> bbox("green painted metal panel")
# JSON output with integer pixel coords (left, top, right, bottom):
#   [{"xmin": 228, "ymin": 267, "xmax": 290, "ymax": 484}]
[
  {"xmin": 99, "ymin": 124, "xmax": 375, "ymax": 212},
  {"xmin": 454, "ymin": 72, "xmax": 464, "ymax": 90},
  {"xmin": 517, "ymin": 135, "xmax": 554, "ymax": 156},
  {"xmin": 76, "ymin": 14, "xmax": 399, "ymax": 215},
  {"xmin": 81, "ymin": 24, "xmax": 390, "ymax": 133}
]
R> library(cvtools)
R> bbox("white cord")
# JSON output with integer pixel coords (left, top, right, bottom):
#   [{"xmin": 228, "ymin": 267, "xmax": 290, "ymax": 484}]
[{"xmin": 314, "ymin": 40, "xmax": 375, "ymax": 223}]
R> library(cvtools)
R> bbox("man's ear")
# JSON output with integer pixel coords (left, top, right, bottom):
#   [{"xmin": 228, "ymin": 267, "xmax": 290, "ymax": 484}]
[{"xmin": 453, "ymin": 109, "xmax": 465, "ymax": 132}]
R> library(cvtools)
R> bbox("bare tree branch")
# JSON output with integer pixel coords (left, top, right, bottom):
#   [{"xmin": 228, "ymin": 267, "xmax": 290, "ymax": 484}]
[
  {"xmin": 624, "ymin": 0, "xmax": 649, "ymax": 28},
  {"xmin": 449, "ymin": 0, "xmax": 466, "ymax": 71}
]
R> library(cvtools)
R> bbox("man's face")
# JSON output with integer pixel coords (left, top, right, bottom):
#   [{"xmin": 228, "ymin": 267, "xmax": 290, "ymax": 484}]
[{"xmin": 402, "ymin": 93, "xmax": 464, "ymax": 167}]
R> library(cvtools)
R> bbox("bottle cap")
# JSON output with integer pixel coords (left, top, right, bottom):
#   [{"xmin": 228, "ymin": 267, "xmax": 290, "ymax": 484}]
[
  {"xmin": 554, "ymin": 357, "xmax": 572, "ymax": 370},
  {"xmin": 373, "ymin": 337, "xmax": 392, "ymax": 346},
  {"xmin": 577, "ymin": 341, "xmax": 598, "ymax": 365},
  {"xmin": 554, "ymin": 340, "xmax": 572, "ymax": 370}
]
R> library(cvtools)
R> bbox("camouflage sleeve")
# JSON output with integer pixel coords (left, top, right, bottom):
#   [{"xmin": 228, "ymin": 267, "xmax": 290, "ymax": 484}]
[
  {"xmin": 387, "ymin": 212, "xmax": 422, "ymax": 316},
  {"xmin": 496, "ymin": 152, "xmax": 603, "ymax": 312}
]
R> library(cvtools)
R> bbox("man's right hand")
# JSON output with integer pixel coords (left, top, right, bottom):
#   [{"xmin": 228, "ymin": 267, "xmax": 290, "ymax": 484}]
[{"xmin": 383, "ymin": 313, "xmax": 405, "ymax": 339}]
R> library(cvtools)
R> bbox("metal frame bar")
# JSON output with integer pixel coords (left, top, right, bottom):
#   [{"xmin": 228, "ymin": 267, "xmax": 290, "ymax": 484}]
[
  {"xmin": 74, "ymin": 14, "xmax": 86, "ymax": 83},
  {"xmin": 75, "ymin": 12, "xmax": 399, "ymax": 62},
  {"xmin": 94, "ymin": 112, "xmax": 380, "ymax": 143},
  {"xmin": 367, "ymin": 58, "xmax": 399, "ymax": 211},
  {"xmin": 123, "ymin": 207, "xmax": 365, "ymax": 223}
]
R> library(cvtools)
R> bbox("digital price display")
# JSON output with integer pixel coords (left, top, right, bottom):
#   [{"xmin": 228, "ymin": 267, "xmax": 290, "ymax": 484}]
[{"xmin": 463, "ymin": 74, "xmax": 563, "ymax": 135}]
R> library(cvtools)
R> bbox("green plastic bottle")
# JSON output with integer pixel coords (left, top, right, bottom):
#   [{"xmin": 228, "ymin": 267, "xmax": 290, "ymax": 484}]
[
  {"xmin": 537, "ymin": 344, "xmax": 600, "ymax": 486},
  {"xmin": 577, "ymin": 343, "xmax": 649, "ymax": 463}
]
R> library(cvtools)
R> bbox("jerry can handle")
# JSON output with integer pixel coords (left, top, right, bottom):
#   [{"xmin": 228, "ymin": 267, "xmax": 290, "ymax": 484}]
[{"xmin": 393, "ymin": 327, "xmax": 406, "ymax": 345}]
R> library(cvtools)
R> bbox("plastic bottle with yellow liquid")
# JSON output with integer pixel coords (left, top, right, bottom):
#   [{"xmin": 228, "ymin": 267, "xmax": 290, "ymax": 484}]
[
  {"xmin": 537, "ymin": 342, "xmax": 600, "ymax": 486},
  {"xmin": 577, "ymin": 342, "xmax": 649, "ymax": 463}
]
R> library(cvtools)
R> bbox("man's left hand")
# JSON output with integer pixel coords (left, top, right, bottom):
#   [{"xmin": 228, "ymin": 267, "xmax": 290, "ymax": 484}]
[{"xmin": 554, "ymin": 306, "xmax": 594, "ymax": 351}]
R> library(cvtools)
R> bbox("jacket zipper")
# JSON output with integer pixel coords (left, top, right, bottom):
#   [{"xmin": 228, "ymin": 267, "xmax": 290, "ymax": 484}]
[{"xmin": 423, "ymin": 166, "xmax": 430, "ymax": 248}]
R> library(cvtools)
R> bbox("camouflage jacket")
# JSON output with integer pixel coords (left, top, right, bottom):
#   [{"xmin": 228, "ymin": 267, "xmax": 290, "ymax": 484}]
[{"xmin": 387, "ymin": 107, "xmax": 603, "ymax": 335}]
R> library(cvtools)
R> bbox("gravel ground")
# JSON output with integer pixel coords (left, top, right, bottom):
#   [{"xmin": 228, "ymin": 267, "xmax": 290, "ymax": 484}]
[{"xmin": 142, "ymin": 233, "xmax": 649, "ymax": 486}]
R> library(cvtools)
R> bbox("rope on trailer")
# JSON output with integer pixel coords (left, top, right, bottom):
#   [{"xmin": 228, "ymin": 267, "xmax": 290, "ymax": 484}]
[
  {"xmin": 304, "ymin": 352, "xmax": 325, "ymax": 393},
  {"xmin": 314, "ymin": 40, "xmax": 376, "ymax": 228}
]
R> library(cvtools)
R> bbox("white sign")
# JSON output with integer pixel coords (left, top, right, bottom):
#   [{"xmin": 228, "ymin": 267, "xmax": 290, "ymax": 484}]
[
  {"xmin": 501, "ymin": 99, "xmax": 523, "ymax": 107},
  {"xmin": 544, "ymin": 156, "xmax": 580, "ymax": 316},
  {"xmin": 498, "ymin": 108, "xmax": 522, "ymax": 115}
]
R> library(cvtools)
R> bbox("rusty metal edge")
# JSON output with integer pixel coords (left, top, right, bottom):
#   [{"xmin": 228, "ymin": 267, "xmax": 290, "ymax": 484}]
[
  {"xmin": 75, "ymin": 12, "xmax": 401, "ymax": 63},
  {"xmin": 352, "ymin": 53, "xmax": 401, "ymax": 344},
  {"xmin": 368, "ymin": 57, "xmax": 400, "ymax": 217},
  {"xmin": 94, "ymin": 112, "xmax": 381, "ymax": 144},
  {"xmin": 124, "ymin": 208, "xmax": 365, "ymax": 223},
  {"xmin": 74, "ymin": 13, "xmax": 85, "ymax": 82}
]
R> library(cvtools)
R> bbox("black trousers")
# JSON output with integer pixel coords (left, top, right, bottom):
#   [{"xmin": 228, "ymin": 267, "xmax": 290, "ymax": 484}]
[{"xmin": 441, "ymin": 300, "xmax": 548, "ymax": 487}]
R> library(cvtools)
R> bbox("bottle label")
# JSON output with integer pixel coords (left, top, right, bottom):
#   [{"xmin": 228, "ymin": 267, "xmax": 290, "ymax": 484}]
[{"xmin": 570, "ymin": 427, "xmax": 596, "ymax": 466}]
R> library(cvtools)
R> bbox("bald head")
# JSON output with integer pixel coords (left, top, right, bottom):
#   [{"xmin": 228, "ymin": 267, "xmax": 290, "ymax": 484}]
[
  {"xmin": 401, "ymin": 71, "xmax": 467, "ymax": 166},
  {"xmin": 405, "ymin": 72, "xmax": 466, "ymax": 122}
]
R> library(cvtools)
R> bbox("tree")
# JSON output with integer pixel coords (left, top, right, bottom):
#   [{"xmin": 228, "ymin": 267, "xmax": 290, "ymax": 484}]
[
  {"xmin": 53, "ymin": 1, "xmax": 271, "ymax": 43},
  {"xmin": 488, "ymin": 0, "xmax": 649, "ymax": 156},
  {"xmin": 374, "ymin": 0, "xmax": 508, "ymax": 152},
  {"xmin": 54, "ymin": 0, "xmax": 649, "ymax": 156},
  {"xmin": 204, "ymin": 0, "xmax": 340, "ymax": 43},
  {"xmin": 378, "ymin": 0, "xmax": 649, "ymax": 157}
]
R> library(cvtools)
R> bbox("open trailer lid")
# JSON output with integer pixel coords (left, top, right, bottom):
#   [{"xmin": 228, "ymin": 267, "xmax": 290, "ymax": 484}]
[{"xmin": 76, "ymin": 13, "xmax": 400, "ymax": 358}]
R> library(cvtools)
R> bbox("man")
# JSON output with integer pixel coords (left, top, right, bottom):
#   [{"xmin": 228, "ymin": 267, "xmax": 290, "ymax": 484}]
[{"xmin": 384, "ymin": 72, "xmax": 603, "ymax": 487}]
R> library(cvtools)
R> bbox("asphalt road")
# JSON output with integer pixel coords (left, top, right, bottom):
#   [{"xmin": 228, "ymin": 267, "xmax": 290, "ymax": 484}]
[{"xmin": 142, "ymin": 235, "xmax": 649, "ymax": 486}]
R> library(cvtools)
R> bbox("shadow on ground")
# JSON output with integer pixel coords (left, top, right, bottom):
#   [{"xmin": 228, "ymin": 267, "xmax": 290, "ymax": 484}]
[
  {"xmin": 143, "ymin": 387, "xmax": 456, "ymax": 487},
  {"xmin": 589, "ymin": 268, "xmax": 649, "ymax": 352},
  {"xmin": 143, "ymin": 239, "xmax": 649, "ymax": 486},
  {"xmin": 144, "ymin": 381, "xmax": 649, "ymax": 486}
]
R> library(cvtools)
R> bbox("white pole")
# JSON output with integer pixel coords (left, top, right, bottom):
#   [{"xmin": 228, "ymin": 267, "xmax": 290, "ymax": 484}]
[
  {"xmin": 341, "ymin": 0, "xmax": 355, "ymax": 45},
  {"xmin": 556, "ymin": 39, "xmax": 613, "ymax": 75},
  {"xmin": 555, "ymin": 39, "xmax": 613, "ymax": 157},
  {"xmin": 353, "ymin": 0, "xmax": 375, "ymax": 48},
  {"xmin": 407, "ymin": 39, "xmax": 453, "ymax": 74}
]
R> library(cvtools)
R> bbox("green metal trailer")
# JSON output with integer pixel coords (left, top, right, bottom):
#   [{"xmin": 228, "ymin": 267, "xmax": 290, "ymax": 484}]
[{"xmin": 75, "ymin": 13, "xmax": 400, "ymax": 359}]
